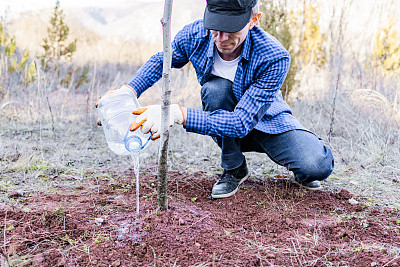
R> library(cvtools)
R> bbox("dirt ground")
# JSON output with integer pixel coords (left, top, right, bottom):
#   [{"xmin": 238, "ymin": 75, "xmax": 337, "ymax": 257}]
[{"xmin": 1, "ymin": 169, "xmax": 399, "ymax": 266}]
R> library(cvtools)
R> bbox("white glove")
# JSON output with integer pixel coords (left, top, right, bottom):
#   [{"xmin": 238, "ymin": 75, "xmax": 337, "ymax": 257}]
[{"xmin": 130, "ymin": 104, "xmax": 185, "ymax": 140}]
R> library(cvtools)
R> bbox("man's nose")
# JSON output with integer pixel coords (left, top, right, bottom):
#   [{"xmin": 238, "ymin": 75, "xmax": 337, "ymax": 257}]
[{"xmin": 216, "ymin": 31, "xmax": 229, "ymax": 42}]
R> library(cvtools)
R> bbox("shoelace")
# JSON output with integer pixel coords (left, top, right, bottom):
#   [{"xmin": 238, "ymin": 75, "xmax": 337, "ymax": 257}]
[{"xmin": 218, "ymin": 170, "xmax": 241, "ymax": 184}]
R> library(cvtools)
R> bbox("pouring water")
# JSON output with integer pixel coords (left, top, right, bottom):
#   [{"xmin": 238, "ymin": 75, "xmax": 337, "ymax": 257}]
[
  {"xmin": 97, "ymin": 86, "xmax": 153, "ymax": 215},
  {"xmin": 131, "ymin": 153, "xmax": 140, "ymax": 215}
]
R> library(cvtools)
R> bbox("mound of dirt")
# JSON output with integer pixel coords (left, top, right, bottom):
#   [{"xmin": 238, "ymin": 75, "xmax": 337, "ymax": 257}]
[{"xmin": 1, "ymin": 171, "xmax": 399, "ymax": 266}]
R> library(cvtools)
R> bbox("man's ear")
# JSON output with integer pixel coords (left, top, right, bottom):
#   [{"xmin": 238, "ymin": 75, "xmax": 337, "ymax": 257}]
[{"xmin": 249, "ymin": 13, "xmax": 262, "ymax": 29}]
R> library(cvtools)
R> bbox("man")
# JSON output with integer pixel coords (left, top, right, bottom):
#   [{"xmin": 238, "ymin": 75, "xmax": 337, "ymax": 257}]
[{"xmin": 100, "ymin": 0, "xmax": 334, "ymax": 199}]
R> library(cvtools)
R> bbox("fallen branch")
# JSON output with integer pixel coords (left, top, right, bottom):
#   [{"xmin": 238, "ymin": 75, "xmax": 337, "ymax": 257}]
[
  {"xmin": 383, "ymin": 256, "xmax": 399, "ymax": 267},
  {"xmin": 179, "ymin": 214, "xmax": 211, "ymax": 234}
]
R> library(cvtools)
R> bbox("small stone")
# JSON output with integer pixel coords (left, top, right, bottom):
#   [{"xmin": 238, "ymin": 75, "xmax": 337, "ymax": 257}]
[
  {"xmin": 338, "ymin": 189, "xmax": 353, "ymax": 200},
  {"xmin": 7, "ymin": 242, "xmax": 20, "ymax": 255},
  {"xmin": 111, "ymin": 259, "xmax": 121, "ymax": 266},
  {"xmin": 266, "ymin": 253, "xmax": 276, "ymax": 259},
  {"xmin": 0, "ymin": 204, "xmax": 13, "ymax": 212},
  {"xmin": 178, "ymin": 218, "xmax": 186, "ymax": 225},
  {"xmin": 57, "ymin": 257, "xmax": 66, "ymax": 266},
  {"xmin": 334, "ymin": 230, "xmax": 346, "ymax": 239},
  {"xmin": 195, "ymin": 242, "xmax": 201, "ymax": 247},
  {"xmin": 8, "ymin": 191, "xmax": 24, "ymax": 199},
  {"xmin": 348, "ymin": 198, "xmax": 359, "ymax": 205},
  {"xmin": 371, "ymin": 262, "xmax": 377, "ymax": 267},
  {"xmin": 382, "ymin": 231, "xmax": 389, "ymax": 236},
  {"xmin": 95, "ymin": 218, "xmax": 104, "ymax": 226},
  {"xmin": 354, "ymin": 205, "xmax": 363, "ymax": 212},
  {"xmin": 7, "ymin": 153, "xmax": 20, "ymax": 162}
]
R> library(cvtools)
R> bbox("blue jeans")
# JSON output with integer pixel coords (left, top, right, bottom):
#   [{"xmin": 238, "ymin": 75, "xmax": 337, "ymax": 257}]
[{"xmin": 201, "ymin": 76, "xmax": 334, "ymax": 183}]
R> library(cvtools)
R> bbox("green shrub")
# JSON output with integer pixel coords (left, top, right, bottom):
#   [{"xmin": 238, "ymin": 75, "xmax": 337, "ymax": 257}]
[
  {"xmin": 40, "ymin": 1, "xmax": 89, "ymax": 90},
  {"xmin": 373, "ymin": 17, "xmax": 400, "ymax": 73},
  {"xmin": 60, "ymin": 65, "xmax": 90, "ymax": 89},
  {"xmin": 0, "ymin": 18, "xmax": 37, "ymax": 96}
]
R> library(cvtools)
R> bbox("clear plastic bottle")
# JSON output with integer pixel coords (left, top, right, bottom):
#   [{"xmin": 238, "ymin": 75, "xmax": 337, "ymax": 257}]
[{"xmin": 97, "ymin": 86, "xmax": 152, "ymax": 155}]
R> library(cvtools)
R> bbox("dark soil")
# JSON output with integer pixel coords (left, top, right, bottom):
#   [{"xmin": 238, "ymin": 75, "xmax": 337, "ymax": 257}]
[{"xmin": 1, "ymin": 171, "xmax": 399, "ymax": 266}]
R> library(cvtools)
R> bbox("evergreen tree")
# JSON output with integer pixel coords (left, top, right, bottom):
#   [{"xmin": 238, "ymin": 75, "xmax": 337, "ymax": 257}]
[{"xmin": 41, "ymin": 0, "xmax": 77, "ymax": 70}]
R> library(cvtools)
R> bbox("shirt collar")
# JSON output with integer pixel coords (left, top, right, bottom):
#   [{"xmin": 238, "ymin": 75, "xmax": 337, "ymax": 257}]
[
  {"xmin": 240, "ymin": 31, "xmax": 251, "ymax": 61},
  {"xmin": 207, "ymin": 36, "xmax": 215, "ymax": 58}
]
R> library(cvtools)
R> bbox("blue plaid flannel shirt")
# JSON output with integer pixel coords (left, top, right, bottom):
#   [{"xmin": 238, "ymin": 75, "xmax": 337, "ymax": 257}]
[{"xmin": 128, "ymin": 20, "xmax": 304, "ymax": 137}]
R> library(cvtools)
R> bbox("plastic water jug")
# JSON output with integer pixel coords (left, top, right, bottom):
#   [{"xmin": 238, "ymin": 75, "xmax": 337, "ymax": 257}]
[{"xmin": 97, "ymin": 86, "xmax": 152, "ymax": 155}]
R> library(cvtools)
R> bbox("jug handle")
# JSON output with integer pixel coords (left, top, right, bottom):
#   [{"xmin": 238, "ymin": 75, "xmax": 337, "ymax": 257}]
[{"xmin": 141, "ymin": 132, "xmax": 152, "ymax": 150}]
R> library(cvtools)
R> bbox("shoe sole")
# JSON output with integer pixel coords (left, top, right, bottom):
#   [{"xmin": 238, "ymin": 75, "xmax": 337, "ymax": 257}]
[
  {"xmin": 211, "ymin": 173, "xmax": 250, "ymax": 199},
  {"xmin": 292, "ymin": 179, "xmax": 322, "ymax": 191}
]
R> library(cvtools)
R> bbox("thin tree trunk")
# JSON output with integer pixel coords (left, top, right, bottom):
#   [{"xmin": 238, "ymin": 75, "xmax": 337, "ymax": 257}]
[{"xmin": 158, "ymin": 0, "xmax": 173, "ymax": 211}]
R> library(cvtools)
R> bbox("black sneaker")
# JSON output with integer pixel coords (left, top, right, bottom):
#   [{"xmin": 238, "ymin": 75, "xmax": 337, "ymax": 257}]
[
  {"xmin": 293, "ymin": 177, "xmax": 322, "ymax": 191},
  {"xmin": 211, "ymin": 160, "xmax": 249, "ymax": 199}
]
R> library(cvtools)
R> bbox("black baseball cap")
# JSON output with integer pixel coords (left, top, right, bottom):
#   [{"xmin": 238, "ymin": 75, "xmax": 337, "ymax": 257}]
[{"xmin": 204, "ymin": 0, "xmax": 257, "ymax": 33}]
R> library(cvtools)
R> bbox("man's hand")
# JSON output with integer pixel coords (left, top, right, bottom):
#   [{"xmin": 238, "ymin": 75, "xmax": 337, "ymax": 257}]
[
  {"xmin": 131, "ymin": 104, "xmax": 185, "ymax": 140},
  {"xmin": 95, "ymin": 85, "xmax": 137, "ymax": 126}
]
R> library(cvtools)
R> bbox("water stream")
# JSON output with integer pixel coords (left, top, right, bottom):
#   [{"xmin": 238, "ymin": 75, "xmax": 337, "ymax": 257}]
[
  {"xmin": 112, "ymin": 153, "xmax": 144, "ymax": 247},
  {"xmin": 131, "ymin": 153, "xmax": 140, "ymax": 215}
]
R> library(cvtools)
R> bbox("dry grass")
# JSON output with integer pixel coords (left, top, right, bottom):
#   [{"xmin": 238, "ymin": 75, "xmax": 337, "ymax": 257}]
[
  {"xmin": 346, "ymin": 88, "xmax": 400, "ymax": 125},
  {"xmin": 1, "ymin": 5, "xmax": 400, "ymax": 210},
  {"xmin": 290, "ymin": 65, "xmax": 400, "ymax": 209},
  {"xmin": 1, "ymin": 59, "xmax": 400, "ymax": 210}
]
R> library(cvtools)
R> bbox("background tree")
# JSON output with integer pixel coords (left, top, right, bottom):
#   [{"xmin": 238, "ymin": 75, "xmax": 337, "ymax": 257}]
[
  {"xmin": 259, "ymin": 0, "xmax": 297, "ymax": 99},
  {"xmin": 40, "ymin": 0, "xmax": 77, "ymax": 70},
  {"xmin": 40, "ymin": 1, "xmax": 89, "ymax": 90},
  {"xmin": 259, "ymin": 1, "xmax": 327, "ymax": 99},
  {"xmin": 292, "ymin": 1, "xmax": 326, "ymax": 67},
  {"xmin": 373, "ymin": 17, "xmax": 400, "ymax": 73}
]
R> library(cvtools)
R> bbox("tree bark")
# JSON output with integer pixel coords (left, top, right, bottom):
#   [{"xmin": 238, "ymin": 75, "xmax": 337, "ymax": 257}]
[{"xmin": 157, "ymin": 0, "xmax": 173, "ymax": 211}]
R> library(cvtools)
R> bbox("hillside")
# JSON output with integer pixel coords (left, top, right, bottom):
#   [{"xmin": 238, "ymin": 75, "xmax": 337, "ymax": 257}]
[{"xmin": 7, "ymin": 0, "xmax": 205, "ymax": 64}]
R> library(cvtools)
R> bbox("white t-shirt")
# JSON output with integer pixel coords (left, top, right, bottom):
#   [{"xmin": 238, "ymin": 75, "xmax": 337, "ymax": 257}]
[{"xmin": 211, "ymin": 50, "xmax": 240, "ymax": 82}]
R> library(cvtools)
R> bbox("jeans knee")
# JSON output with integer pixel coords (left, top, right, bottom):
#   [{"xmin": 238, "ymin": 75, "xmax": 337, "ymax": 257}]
[
  {"xmin": 307, "ymin": 157, "xmax": 334, "ymax": 181},
  {"xmin": 201, "ymin": 78, "xmax": 236, "ymax": 111},
  {"xmin": 295, "ymin": 146, "xmax": 334, "ymax": 182}
]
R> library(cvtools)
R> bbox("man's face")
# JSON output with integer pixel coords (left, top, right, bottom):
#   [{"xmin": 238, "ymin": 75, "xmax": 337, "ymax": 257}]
[{"xmin": 210, "ymin": 15, "xmax": 259, "ymax": 60}]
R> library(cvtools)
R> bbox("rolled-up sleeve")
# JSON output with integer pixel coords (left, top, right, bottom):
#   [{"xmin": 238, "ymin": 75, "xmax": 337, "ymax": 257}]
[{"xmin": 185, "ymin": 57, "xmax": 290, "ymax": 138}]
